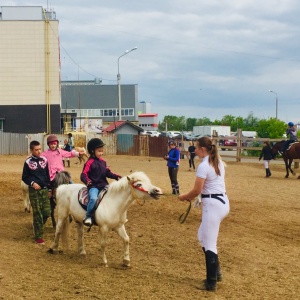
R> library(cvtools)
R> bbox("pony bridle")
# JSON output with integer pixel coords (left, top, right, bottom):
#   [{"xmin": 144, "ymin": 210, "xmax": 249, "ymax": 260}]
[{"xmin": 127, "ymin": 177, "xmax": 152, "ymax": 206}]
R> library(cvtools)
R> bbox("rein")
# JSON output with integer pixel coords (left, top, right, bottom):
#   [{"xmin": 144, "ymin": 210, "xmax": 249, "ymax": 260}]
[
  {"xmin": 127, "ymin": 177, "xmax": 145, "ymax": 206},
  {"xmin": 178, "ymin": 201, "xmax": 192, "ymax": 224}
]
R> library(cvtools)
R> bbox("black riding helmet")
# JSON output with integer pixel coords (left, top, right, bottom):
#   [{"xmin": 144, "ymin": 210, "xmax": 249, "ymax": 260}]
[{"xmin": 87, "ymin": 138, "xmax": 105, "ymax": 155}]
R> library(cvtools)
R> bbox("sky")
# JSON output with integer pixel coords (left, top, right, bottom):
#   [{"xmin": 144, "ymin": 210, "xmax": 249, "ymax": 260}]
[{"xmin": 5, "ymin": 1, "xmax": 300, "ymax": 123}]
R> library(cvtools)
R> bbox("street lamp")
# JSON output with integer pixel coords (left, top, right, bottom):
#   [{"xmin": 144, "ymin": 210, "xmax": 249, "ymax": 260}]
[
  {"xmin": 117, "ymin": 46, "xmax": 138, "ymax": 120},
  {"xmin": 268, "ymin": 90, "xmax": 278, "ymax": 119}
]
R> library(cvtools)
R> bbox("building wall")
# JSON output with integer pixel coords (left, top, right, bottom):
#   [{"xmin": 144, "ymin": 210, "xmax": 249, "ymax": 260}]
[
  {"xmin": 0, "ymin": 7, "xmax": 60, "ymax": 133},
  {"xmin": 61, "ymin": 82, "xmax": 138, "ymax": 127}
]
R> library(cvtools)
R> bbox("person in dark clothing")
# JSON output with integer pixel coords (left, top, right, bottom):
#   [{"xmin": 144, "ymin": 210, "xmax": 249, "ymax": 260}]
[
  {"xmin": 164, "ymin": 140, "xmax": 180, "ymax": 195},
  {"xmin": 22, "ymin": 140, "xmax": 51, "ymax": 245},
  {"xmin": 63, "ymin": 139, "xmax": 71, "ymax": 167},
  {"xmin": 282, "ymin": 122, "xmax": 297, "ymax": 153},
  {"xmin": 188, "ymin": 141, "xmax": 196, "ymax": 171},
  {"xmin": 259, "ymin": 141, "xmax": 273, "ymax": 177},
  {"xmin": 80, "ymin": 138, "xmax": 122, "ymax": 226}
]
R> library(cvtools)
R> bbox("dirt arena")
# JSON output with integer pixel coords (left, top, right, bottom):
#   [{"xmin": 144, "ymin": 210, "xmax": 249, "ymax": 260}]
[{"xmin": 1, "ymin": 154, "xmax": 299, "ymax": 300}]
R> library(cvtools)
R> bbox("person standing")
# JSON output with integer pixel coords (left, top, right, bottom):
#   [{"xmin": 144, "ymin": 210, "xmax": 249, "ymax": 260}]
[
  {"xmin": 178, "ymin": 136, "xmax": 230, "ymax": 292},
  {"xmin": 68, "ymin": 133, "xmax": 74, "ymax": 150},
  {"xmin": 164, "ymin": 140, "xmax": 180, "ymax": 195},
  {"xmin": 259, "ymin": 141, "xmax": 273, "ymax": 177},
  {"xmin": 188, "ymin": 141, "xmax": 196, "ymax": 171},
  {"xmin": 80, "ymin": 138, "xmax": 122, "ymax": 226},
  {"xmin": 63, "ymin": 138, "xmax": 71, "ymax": 167},
  {"xmin": 282, "ymin": 122, "xmax": 297, "ymax": 153},
  {"xmin": 22, "ymin": 140, "xmax": 51, "ymax": 245}
]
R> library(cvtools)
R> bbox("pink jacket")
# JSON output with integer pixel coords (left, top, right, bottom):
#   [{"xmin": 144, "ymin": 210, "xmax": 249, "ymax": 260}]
[{"xmin": 42, "ymin": 148, "xmax": 78, "ymax": 181}]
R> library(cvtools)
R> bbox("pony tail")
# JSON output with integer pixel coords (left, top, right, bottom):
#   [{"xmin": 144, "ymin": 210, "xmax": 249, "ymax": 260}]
[{"xmin": 209, "ymin": 144, "xmax": 221, "ymax": 175}]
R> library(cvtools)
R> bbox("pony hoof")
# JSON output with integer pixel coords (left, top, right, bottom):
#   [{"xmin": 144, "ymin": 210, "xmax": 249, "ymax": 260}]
[
  {"xmin": 122, "ymin": 260, "xmax": 130, "ymax": 267},
  {"xmin": 47, "ymin": 248, "xmax": 54, "ymax": 254}
]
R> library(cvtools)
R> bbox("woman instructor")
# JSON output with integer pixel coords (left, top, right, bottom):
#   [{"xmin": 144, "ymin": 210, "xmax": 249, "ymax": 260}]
[{"xmin": 178, "ymin": 136, "xmax": 230, "ymax": 292}]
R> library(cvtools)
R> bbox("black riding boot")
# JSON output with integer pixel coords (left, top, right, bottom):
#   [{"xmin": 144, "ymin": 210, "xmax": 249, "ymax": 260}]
[
  {"xmin": 203, "ymin": 250, "xmax": 218, "ymax": 291},
  {"xmin": 265, "ymin": 169, "xmax": 269, "ymax": 177},
  {"xmin": 202, "ymin": 247, "xmax": 222, "ymax": 282},
  {"xmin": 267, "ymin": 168, "xmax": 271, "ymax": 177},
  {"xmin": 67, "ymin": 160, "xmax": 70, "ymax": 168}
]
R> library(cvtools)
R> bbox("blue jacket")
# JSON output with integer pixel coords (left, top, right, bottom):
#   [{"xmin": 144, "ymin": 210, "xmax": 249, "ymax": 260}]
[{"xmin": 166, "ymin": 148, "xmax": 180, "ymax": 168}]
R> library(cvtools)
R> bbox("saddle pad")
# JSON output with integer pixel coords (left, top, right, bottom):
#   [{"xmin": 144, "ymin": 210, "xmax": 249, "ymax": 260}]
[
  {"xmin": 78, "ymin": 187, "xmax": 89, "ymax": 207},
  {"xmin": 77, "ymin": 186, "xmax": 109, "ymax": 209}
]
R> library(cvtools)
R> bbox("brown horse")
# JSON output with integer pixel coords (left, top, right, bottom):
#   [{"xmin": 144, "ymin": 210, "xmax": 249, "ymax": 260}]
[{"xmin": 271, "ymin": 141, "xmax": 300, "ymax": 178}]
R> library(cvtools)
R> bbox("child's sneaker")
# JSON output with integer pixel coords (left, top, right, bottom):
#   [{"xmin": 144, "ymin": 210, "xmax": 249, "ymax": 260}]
[{"xmin": 35, "ymin": 238, "xmax": 45, "ymax": 245}]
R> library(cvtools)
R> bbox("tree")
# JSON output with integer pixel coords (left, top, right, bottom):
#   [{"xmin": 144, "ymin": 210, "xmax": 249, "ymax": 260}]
[{"xmin": 256, "ymin": 118, "xmax": 286, "ymax": 138}]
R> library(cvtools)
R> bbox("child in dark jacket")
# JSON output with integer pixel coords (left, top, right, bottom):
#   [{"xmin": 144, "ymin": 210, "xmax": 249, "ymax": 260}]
[
  {"xmin": 80, "ymin": 138, "xmax": 121, "ymax": 226},
  {"xmin": 22, "ymin": 140, "xmax": 51, "ymax": 245}
]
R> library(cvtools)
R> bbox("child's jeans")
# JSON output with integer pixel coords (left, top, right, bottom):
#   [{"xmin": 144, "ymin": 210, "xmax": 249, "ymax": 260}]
[{"xmin": 86, "ymin": 187, "xmax": 99, "ymax": 218}]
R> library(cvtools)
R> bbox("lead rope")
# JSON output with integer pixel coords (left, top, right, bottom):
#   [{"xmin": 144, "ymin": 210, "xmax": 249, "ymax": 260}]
[
  {"xmin": 178, "ymin": 201, "xmax": 191, "ymax": 224},
  {"xmin": 127, "ymin": 178, "xmax": 145, "ymax": 206}
]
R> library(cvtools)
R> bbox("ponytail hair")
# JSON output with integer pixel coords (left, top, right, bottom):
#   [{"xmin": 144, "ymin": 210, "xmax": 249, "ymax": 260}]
[{"xmin": 197, "ymin": 137, "xmax": 221, "ymax": 175}]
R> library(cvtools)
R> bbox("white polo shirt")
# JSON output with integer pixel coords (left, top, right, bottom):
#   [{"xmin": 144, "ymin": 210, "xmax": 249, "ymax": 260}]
[{"xmin": 196, "ymin": 155, "xmax": 226, "ymax": 194}]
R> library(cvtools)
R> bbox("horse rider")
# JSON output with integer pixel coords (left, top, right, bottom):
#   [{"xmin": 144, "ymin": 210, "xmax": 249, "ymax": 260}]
[
  {"xmin": 80, "ymin": 138, "xmax": 122, "ymax": 227},
  {"xmin": 282, "ymin": 122, "xmax": 298, "ymax": 154}
]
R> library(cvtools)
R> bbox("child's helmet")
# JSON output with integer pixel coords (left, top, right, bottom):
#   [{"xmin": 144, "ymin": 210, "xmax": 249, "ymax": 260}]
[
  {"xmin": 87, "ymin": 138, "xmax": 105, "ymax": 155},
  {"xmin": 288, "ymin": 122, "xmax": 294, "ymax": 127},
  {"xmin": 47, "ymin": 134, "xmax": 59, "ymax": 145}
]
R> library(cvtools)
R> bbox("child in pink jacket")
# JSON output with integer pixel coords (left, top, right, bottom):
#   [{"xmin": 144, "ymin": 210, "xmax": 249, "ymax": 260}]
[
  {"xmin": 42, "ymin": 134, "xmax": 82, "ymax": 214},
  {"xmin": 42, "ymin": 134, "xmax": 80, "ymax": 183}
]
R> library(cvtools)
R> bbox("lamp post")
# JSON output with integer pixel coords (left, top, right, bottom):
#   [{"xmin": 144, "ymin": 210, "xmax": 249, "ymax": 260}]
[
  {"xmin": 117, "ymin": 46, "xmax": 138, "ymax": 120},
  {"xmin": 268, "ymin": 90, "xmax": 278, "ymax": 119}
]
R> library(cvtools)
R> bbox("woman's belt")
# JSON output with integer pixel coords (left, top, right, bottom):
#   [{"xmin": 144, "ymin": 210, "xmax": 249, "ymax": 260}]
[{"xmin": 201, "ymin": 193, "xmax": 226, "ymax": 204}]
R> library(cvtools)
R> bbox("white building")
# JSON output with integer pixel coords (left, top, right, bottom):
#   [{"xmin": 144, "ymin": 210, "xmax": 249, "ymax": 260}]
[{"xmin": 0, "ymin": 6, "xmax": 60, "ymax": 133}]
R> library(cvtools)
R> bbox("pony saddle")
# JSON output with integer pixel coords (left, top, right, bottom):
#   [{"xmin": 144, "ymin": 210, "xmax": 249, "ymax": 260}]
[
  {"xmin": 287, "ymin": 142, "xmax": 298, "ymax": 151},
  {"xmin": 78, "ymin": 186, "xmax": 108, "ymax": 211}
]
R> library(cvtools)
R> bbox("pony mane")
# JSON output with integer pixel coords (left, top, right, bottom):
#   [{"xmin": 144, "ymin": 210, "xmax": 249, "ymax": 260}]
[
  {"xmin": 109, "ymin": 171, "xmax": 151, "ymax": 192},
  {"xmin": 53, "ymin": 171, "xmax": 71, "ymax": 188}
]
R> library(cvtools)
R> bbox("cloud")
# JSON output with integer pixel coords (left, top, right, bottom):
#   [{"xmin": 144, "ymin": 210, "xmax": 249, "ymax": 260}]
[{"xmin": 6, "ymin": 0, "xmax": 300, "ymax": 122}]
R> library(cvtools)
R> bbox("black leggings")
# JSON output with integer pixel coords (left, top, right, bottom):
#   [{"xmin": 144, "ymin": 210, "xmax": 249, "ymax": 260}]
[
  {"xmin": 168, "ymin": 167, "xmax": 179, "ymax": 186},
  {"xmin": 189, "ymin": 153, "xmax": 195, "ymax": 169}
]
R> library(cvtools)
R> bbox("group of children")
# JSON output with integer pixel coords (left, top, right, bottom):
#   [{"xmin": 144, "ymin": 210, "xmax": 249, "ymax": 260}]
[{"xmin": 22, "ymin": 135, "xmax": 120, "ymax": 245}]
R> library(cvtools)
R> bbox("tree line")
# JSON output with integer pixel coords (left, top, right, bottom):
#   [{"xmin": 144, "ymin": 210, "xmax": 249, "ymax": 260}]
[{"xmin": 158, "ymin": 112, "xmax": 296, "ymax": 138}]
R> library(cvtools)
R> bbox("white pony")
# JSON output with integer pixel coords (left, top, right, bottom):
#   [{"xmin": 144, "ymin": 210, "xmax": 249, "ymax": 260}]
[{"xmin": 49, "ymin": 172, "xmax": 163, "ymax": 267}]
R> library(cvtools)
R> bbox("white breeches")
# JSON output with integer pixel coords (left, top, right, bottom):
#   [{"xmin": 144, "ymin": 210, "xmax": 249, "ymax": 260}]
[
  {"xmin": 264, "ymin": 160, "xmax": 270, "ymax": 168},
  {"xmin": 198, "ymin": 194, "xmax": 230, "ymax": 254}
]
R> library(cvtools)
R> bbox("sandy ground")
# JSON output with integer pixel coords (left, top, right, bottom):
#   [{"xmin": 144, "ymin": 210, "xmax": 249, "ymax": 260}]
[{"xmin": 0, "ymin": 154, "xmax": 299, "ymax": 300}]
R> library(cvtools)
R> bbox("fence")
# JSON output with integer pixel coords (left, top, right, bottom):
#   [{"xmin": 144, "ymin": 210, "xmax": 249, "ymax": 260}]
[
  {"xmin": 0, "ymin": 132, "xmax": 169, "ymax": 157},
  {"xmin": 0, "ymin": 131, "xmax": 293, "ymax": 164}
]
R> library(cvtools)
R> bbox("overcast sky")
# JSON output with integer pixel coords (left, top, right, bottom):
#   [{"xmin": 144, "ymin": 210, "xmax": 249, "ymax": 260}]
[{"xmin": 6, "ymin": 1, "xmax": 300, "ymax": 123}]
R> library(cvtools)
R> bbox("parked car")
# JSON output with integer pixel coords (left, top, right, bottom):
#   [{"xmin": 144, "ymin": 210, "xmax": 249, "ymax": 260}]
[
  {"xmin": 144, "ymin": 130, "xmax": 160, "ymax": 137},
  {"xmin": 219, "ymin": 138, "xmax": 237, "ymax": 150},
  {"xmin": 219, "ymin": 136, "xmax": 248, "ymax": 150},
  {"xmin": 167, "ymin": 131, "xmax": 181, "ymax": 138},
  {"xmin": 174, "ymin": 133, "xmax": 195, "ymax": 141}
]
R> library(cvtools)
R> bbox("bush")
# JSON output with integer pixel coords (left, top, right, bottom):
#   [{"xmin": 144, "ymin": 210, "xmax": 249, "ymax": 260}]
[{"xmin": 245, "ymin": 141, "xmax": 261, "ymax": 157}]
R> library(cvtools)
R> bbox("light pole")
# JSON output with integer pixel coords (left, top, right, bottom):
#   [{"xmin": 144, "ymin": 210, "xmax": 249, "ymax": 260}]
[
  {"xmin": 117, "ymin": 46, "xmax": 137, "ymax": 120},
  {"xmin": 268, "ymin": 90, "xmax": 278, "ymax": 119}
]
